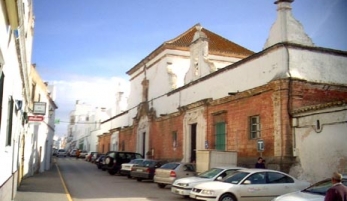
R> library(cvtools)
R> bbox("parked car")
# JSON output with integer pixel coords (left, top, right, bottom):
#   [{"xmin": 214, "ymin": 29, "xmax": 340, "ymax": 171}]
[
  {"xmin": 90, "ymin": 152, "xmax": 101, "ymax": 163},
  {"xmin": 52, "ymin": 148, "xmax": 58, "ymax": 156},
  {"xmin": 79, "ymin": 150, "xmax": 88, "ymax": 158},
  {"xmin": 272, "ymin": 175, "xmax": 347, "ymax": 201},
  {"xmin": 154, "ymin": 162, "xmax": 196, "ymax": 188},
  {"xmin": 171, "ymin": 166, "xmax": 244, "ymax": 197},
  {"xmin": 130, "ymin": 159, "xmax": 167, "ymax": 182},
  {"xmin": 85, "ymin": 151, "xmax": 99, "ymax": 162},
  {"xmin": 189, "ymin": 168, "xmax": 310, "ymax": 201},
  {"xmin": 56, "ymin": 149, "xmax": 67, "ymax": 157},
  {"xmin": 69, "ymin": 149, "xmax": 77, "ymax": 157},
  {"xmin": 120, "ymin": 159, "xmax": 144, "ymax": 178},
  {"xmin": 103, "ymin": 151, "xmax": 143, "ymax": 175},
  {"xmin": 95, "ymin": 154, "xmax": 106, "ymax": 169}
]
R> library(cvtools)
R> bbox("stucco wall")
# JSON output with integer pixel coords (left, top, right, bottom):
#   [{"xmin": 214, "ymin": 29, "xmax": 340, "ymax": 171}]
[{"xmin": 291, "ymin": 105, "xmax": 347, "ymax": 183}]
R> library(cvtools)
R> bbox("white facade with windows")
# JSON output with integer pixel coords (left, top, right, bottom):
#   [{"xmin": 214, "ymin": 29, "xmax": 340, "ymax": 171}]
[{"xmin": 0, "ymin": 1, "xmax": 57, "ymax": 201}]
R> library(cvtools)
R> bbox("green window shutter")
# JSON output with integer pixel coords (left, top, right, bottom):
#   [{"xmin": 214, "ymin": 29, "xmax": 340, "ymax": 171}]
[{"xmin": 215, "ymin": 122, "xmax": 226, "ymax": 151}]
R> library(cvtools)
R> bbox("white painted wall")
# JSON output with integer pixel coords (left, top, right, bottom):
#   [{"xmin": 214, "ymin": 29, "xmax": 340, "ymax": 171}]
[
  {"xmin": 0, "ymin": 3, "xmax": 25, "ymax": 198},
  {"xmin": 153, "ymin": 47, "xmax": 347, "ymax": 117},
  {"xmin": 127, "ymin": 49, "xmax": 238, "ymax": 110},
  {"xmin": 291, "ymin": 105, "xmax": 347, "ymax": 184}
]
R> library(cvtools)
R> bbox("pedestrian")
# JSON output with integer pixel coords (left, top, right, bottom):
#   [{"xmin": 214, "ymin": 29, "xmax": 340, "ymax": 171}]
[
  {"xmin": 325, "ymin": 172, "xmax": 347, "ymax": 201},
  {"xmin": 76, "ymin": 149, "xmax": 80, "ymax": 160},
  {"xmin": 255, "ymin": 157, "xmax": 266, "ymax": 169}
]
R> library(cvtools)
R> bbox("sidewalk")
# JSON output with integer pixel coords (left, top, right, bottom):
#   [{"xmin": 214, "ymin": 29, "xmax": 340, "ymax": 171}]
[{"xmin": 14, "ymin": 161, "xmax": 70, "ymax": 201}]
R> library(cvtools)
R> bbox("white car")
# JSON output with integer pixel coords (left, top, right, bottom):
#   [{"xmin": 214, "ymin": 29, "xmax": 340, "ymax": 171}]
[
  {"xmin": 119, "ymin": 159, "xmax": 144, "ymax": 178},
  {"xmin": 272, "ymin": 175, "xmax": 347, "ymax": 201},
  {"xmin": 171, "ymin": 166, "xmax": 244, "ymax": 197},
  {"xmin": 56, "ymin": 149, "xmax": 67, "ymax": 157},
  {"xmin": 189, "ymin": 168, "xmax": 310, "ymax": 201}
]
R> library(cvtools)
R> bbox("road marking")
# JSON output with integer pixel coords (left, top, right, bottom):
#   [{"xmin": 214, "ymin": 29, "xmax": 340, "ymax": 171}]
[{"xmin": 55, "ymin": 159, "xmax": 74, "ymax": 201}]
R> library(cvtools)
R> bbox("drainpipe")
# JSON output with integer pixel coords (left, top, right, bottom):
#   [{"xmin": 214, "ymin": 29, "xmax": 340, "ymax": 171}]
[{"xmin": 281, "ymin": 43, "xmax": 292, "ymax": 171}]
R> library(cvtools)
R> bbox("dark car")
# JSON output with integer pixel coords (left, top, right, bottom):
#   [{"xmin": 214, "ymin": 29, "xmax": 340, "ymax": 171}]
[
  {"xmin": 103, "ymin": 151, "xmax": 143, "ymax": 175},
  {"xmin": 130, "ymin": 159, "xmax": 167, "ymax": 182},
  {"xmin": 95, "ymin": 154, "xmax": 106, "ymax": 169}
]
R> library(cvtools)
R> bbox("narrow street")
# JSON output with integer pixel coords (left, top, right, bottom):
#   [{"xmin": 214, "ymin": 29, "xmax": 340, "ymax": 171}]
[{"xmin": 56, "ymin": 157, "xmax": 192, "ymax": 201}]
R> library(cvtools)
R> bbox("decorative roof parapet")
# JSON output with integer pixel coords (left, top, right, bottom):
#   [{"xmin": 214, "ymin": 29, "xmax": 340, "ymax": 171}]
[{"xmin": 264, "ymin": 0, "xmax": 314, "ymax": 49}]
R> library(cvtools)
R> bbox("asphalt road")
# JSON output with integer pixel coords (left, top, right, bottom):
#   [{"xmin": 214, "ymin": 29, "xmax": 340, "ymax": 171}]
[{"xmin": 56, "ymin": 157, "xmax": 194, "ymax": 201}]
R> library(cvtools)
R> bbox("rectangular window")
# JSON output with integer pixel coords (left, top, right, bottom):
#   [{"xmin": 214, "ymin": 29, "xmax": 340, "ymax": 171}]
[
  {"xmin": 172, "ymin": 131, "xmax": 177, "ymax": 148},
  {"xmin": 0, "ymin": 72, "xmax": 5, "ymax": 127},
  {"xmin": 215, "ymin": 122, "xmax": 226, "ymax": 151},
  {"xmin": 6, "ymin": 96, "xmax": 14, "ymax": 146},
  {"xmin": 31, "ymin": 83, "xmax": 36, "ymax": 102},
  {"xmin": 250, "ymin": 115, "xmax": 261, "ymax": 139}
]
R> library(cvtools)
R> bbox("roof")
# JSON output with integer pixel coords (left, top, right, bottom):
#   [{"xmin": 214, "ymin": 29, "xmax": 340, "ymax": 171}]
[
  {"xmin": 126, "ymin": 24, "xmax": 254, "ymax": 75},
  {"xmin": 165, "ymin": 24, "xmax": 254, "ymax": 57},
  {"xmin": 292, "ymin": 101, "xmax": 346, "ymax": 115}
]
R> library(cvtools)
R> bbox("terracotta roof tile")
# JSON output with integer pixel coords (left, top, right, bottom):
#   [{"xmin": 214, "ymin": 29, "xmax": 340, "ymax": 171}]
[
  {"xmin": 127, "ymin": 24, "xmax": 254, "ymax": 75},
  {"xmin": 165, "ymin": 24, "xmax": 254, "ymax": 57}
]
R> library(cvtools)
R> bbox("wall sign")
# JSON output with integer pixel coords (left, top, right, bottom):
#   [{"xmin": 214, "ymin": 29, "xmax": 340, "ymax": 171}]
[{"xmin": 33, "ymin": 102, "xmax": 46, "ymax": 115}]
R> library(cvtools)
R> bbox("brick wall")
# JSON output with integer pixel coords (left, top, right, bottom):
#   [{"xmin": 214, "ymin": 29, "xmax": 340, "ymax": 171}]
[
  {"xmin": 151, "ymin": 115, "xmax": 184, "ymax": 161},
  {"xmin": 113, "ymin": 79, "xmax": 347, "ymax": 172}
]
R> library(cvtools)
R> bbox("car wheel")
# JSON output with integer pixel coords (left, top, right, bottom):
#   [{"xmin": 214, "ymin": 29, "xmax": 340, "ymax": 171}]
[
  {"xmin": 219, "ymin": 193, "xmax": 236, "ymax": 201},
  {"xmin": 97, "ymin": 165, "xmax": 101, "ymax": 169},
  {"xmin": 127, "ymin": 175, "xmax": 132, "ymax": 179},
  {"xmin": 136, "ymin": 178, "xmax": 142, "ymax": 182},
  {"xmin": 157, "ymin": 183, "xmax": 166, "ymax": 188}
]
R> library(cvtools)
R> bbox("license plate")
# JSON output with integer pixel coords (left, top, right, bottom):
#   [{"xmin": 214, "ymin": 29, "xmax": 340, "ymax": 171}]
[
  {"xmin": 172, "ymin": 188, "xmax": 183, "ymax": 195},
  {"xmin": 137, "ymin": 169, "xmax": 142, "ymax": 172}
]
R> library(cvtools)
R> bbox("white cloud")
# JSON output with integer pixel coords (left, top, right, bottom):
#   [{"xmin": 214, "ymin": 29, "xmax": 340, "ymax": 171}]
[{"xmin": 50, "ymin": 76, "xmax": 130, "ymax": 136}]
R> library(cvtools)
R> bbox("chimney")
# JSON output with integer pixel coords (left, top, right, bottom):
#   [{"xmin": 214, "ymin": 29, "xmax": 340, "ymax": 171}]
[{"xmin": 263, "ymin": 0, "xmax": 314, "ymax": 49}]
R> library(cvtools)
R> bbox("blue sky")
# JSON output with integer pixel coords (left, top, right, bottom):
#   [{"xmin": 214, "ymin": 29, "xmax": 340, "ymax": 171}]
[{"xmin": 32, "ymin": 0, "xmax": 347, "ymax": 136}]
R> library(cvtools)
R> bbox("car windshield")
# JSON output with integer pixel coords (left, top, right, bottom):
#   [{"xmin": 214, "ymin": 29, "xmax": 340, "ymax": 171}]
[
  {"xmin": 303, "ymin": 178, "xmax": 347, "ymax": 195},
  {"xmin": 130, "ymin": 159, "xmax": 143, "ymax": 164},
  {"xmin": 222, "ymin": 172, "xmax": 250, "ymax": 184},
  {"xmin": 198, "ymin": 168, "xmax": 224, "ymax": 179},
  {"xmin": 142, "ymin": 160, "xmax": 156, "ymax": 167},
  {"xmin": 160, "ymin": 163, "xmax": 179, "ymax": 170}
]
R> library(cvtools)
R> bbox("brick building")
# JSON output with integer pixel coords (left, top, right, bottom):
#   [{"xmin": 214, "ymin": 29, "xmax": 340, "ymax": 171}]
[{"xmin": 98, "ymin": 0, "xmax": 347, "ymax": 182}]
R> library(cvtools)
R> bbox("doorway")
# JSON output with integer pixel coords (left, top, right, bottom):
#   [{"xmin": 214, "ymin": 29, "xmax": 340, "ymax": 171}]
[
  {"xmin": 190, "ymin": 124, "xmax": 197, "ymax": 162},
  {"xmin": 142, "ymin": 132, "xmax": 146, "ymax": 157}
]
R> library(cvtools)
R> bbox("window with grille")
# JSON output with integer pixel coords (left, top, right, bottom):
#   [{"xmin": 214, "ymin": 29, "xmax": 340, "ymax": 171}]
[
  {"xmin": 250, "ymin": 115, "xmax": 261, "ymax": 139},
  {"xmin": 215, "ymin": 122, "xmax": 226, "ymax": 151}
]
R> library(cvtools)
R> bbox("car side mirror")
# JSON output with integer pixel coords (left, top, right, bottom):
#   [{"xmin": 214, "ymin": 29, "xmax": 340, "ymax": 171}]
[
  {"xmin": 216, "ymin": 176, "xmax": 223, "ymax": 181},
  {"xmin": 243, "ymin": 180, "xmax": 251, "ymax": 185}
]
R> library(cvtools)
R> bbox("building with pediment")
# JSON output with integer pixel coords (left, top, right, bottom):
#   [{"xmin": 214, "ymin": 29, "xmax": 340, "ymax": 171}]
[{"xmin": 98, "ymin": 0, "xmax": 347, "ymax": 183}]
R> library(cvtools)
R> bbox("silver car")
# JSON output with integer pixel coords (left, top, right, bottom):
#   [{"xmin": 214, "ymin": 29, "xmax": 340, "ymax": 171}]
[
  {"xmin": 171, "ymin": 166, "xmax": 243, "ymax": 197},
  {"xmin": 154, "ymin": 162, "xmax": 196, "ymax": 188},
  {"xmin": 272, "ymin": 175, "xmax": 347, "ymax": 201},
  {"xmin": 56, "ymin": 149, "xmax": 66, "ymax": 157},
  {"xmin": 189, "ymin": 168, "xmax": 310, "ymax": 201}
]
